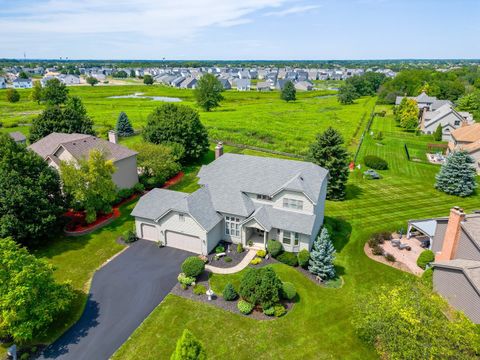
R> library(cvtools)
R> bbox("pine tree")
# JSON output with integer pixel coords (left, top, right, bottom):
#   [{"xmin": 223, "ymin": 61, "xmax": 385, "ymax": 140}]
[
  {"xmin": 307, "ymin": 127, "xmax": 349, "ymax": 200},
  {"xmin": 434, "ymin": 124, "xmax": 443, "ymax": 141},
  {"xmin": 308, "ymin": 228, "xmax": 336, "ymax": 280},
  {"xmin": 116, "ymin": 112, "xmax": 134, "ymax": 137},
  {"xmin": 435, "ymin": 151, "xmax": 477, "ymax": 197},
  {"xmin": 281, "ymin": 81, "xmax": 296, "ymax": 102},
  {"xmin": 171, "ymin": 329, "xmax": 207, "ymax": 360}
]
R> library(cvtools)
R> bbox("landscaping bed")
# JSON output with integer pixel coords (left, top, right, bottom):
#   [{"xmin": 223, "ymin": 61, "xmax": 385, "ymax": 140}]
[{"xmin": 206, "ymin": 242, "xmax": 249, "ymax": 268}]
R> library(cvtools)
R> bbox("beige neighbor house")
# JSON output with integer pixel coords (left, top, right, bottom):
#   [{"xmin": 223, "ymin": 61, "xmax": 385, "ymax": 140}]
[
  {"xmin": 131, "ymin": 148, "xmax": 328, "ymax": 255},
  {"xmin": 29, "ymin": 131, "xmax": 138, "ymax": 189},
  {"xmin": 447, "ymin": 123, "xmax": 480, "ymax": 173},
  {"xmin": 420, "ymin": 103, "xmax": 474, "ymax": 141},
  {"xmin": 395, "ymin": 91, "xmax": 451, "ymax": 111},
  {"xmin": 407, "ymin": 207, "xmax": 480, "ymax": 323}
]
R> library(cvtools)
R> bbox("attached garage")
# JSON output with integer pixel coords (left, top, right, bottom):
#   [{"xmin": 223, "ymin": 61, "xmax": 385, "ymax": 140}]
[
  {"xmin": 165, "ymin": 231, "xmax": 202, "ymax": 254},
  {"xmin": 141, "ymin": 223, "xmax": 157, "ymax": 241}
]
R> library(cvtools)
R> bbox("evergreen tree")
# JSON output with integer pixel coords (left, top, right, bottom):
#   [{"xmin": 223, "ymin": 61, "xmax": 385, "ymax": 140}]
[
  {"xmin": 171, "ymin": 329, "xmax": 207, "ymax": 360},
  {"xmin": 281, "ymin": 80, "xmax": 296, "ymax": 102},
  {"xmin": 307, "ymin": 127, "xmax": 349, "ymax": 200},
  {"xmin": 337, "ymin": 82, "xmax": 358, "ymax": 104},
  {"xmin": 194, "ymin": 73, "xmax": 224, "ymax": 111},
  {"xmin": 434, "ymin": 124, "xmax": 443, "ymax": 141},
  {"xmin": 435, "ymin": 151, "xmax": 477, "ymax": 197},
  {"xmin": 115, "ymin": 112, "xmax": 134, "ymax": 137},
  {"xmin": 308, "ymin": 228, "xmax": 336, "ymax": 280}
]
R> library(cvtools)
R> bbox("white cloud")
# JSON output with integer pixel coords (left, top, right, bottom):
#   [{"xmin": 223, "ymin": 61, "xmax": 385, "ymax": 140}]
[{"xmin": 265, "ymin": 4, "xmax": 321, "ymax": 16}]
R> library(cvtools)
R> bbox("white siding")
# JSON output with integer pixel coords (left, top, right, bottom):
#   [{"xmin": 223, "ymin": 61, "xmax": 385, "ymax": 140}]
[
  {"xmin": 206, "ymin": 220, "xmax": 224, "ymax": 254},
  {"xmin": 219, "ymin": 213, "xmax": 244, "ymax": 243},
  {"xmin": 272, "ymin": 190, "xmax": 314, "ymax": 214},
  {"xmin": 309, "ymin": 179, "xmax": 328, "ymax": 248}
]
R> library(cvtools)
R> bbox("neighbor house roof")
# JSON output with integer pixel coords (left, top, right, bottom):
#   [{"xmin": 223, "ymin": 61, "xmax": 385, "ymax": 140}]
[
  {"xmin": 131, "ymin": 187, "xmax": 222, "ymax": 231},
  {"xmin": 451, "ymin": 123, "xmax": 480, "ymax": 143},
  {"xmin": 9, "ymin": 131, "xmax": 26, "ymax": 143},
  {"xmin": 29, "ymin": 132, "xmax": 137, "ymax": 162},
  {"xmin": 433, "ymin": 259, "xmax": 480, "ymax": 296},
  {"xmin": 197, "ymin": 153, "xmax": 328, "ymax": 217}
]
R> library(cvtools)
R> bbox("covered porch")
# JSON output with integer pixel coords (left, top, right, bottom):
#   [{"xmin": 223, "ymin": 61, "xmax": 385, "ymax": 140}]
[
  {"xmin": 241, "ymin": 217, "xmax": 270, "ymax": 249},
  {"xmin": 407, "ymin": 219, "xmax": 436, "ymax": 250}
]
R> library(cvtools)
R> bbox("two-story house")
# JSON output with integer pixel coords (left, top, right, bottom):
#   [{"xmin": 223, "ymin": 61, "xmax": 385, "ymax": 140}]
[
  {"xmin": 420, "ymin": 103, "xmax": 474, "ymax": 141},
  {"xmin": 131, "ymin": 147, "xmax": 328, "ymax": 255},
  {"xmin": 447, "ymin": 123, "xmax": 480, "ymax": 173}
]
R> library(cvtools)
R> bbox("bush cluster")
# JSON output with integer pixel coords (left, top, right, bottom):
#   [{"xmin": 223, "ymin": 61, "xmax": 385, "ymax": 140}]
[
  {"xmin": 181, "ymin": 256, "xmax": 205, "ymax": 278},
  {"xmin": 239, "ymin": 267, "xmax": 282, "ymax": 309},
  {"xmin": 215, "ymin": 245, "xmax": 225, "ymax": 254},
  {"xmin": 281, "ymin": 282, "xmax": 296, "ymax": 300},
  {"xmin": 122, "ymin": 229, "xmax": 137, "ymax": 243},
  {"xmin": 274, "ymin": 304, "xmax": 287, "ymax": 317},
  {"xmin": 267, "ymin": 239, "xmax": 283, "ymax": 257},
  {"xmin": 371, "ymin": 245, "xmax": 384, "ymax": 256},
  {"xmin": 277, "ymin": 252, "xmax": 298, "ymax": 267},
  {"xmin": 364, "ymin": 155, "xmax": 388, "ymax": 170},
  {"xmin": 256, "ymin": 249, "xmax": 267, "ymax": 258},
  {"xmin": 177, "ymin": 273, "xmax": 196, "ymax": 287},
  {"xmin": 263, "ymin": 306, "xmax": 275, "ymax": 316},
  {"xmin": 237, "ymin": 243, "xmax": 244, "ymax": 253},
  {"xmin": 297, "ymin": 249, "xmax": 310, "ymax": 268},
  {"xmin": 224, "ymin": 256, "xmax": 232, "ymax": 263},
  {"xmin": 368, "ymin": 232, "xmax": 391, "ymax": 248},
  {"xmin": 250, "ymin": 257, "xmax": 262, "ymax": 265},
  {"xmin": 222, "ymin": 283, "xmax": 238, "ymax": 301},
  {"xmin": 417, "ymin": 250, "xmax": 435, "ymax": 269},
  {"xmin": 237, "ymin": 300, "xmax": 254, "ymax": 315},
  {"xmin": 193, "ymin": 284, "xmax": 206, "ymax": 295},
  {"xmin": 385, "ymin": 253, "xmax": 396, "ymax": 262}
]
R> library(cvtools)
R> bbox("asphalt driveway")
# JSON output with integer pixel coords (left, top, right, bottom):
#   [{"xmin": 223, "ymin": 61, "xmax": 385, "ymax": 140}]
[{"xmin": 38, "ymin": 240, "xmax": 193, "ymax": 360}]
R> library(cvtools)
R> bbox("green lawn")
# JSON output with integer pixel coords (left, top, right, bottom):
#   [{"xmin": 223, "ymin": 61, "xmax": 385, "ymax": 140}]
[
  {"xmin": 0, "ymin": 86, "xmax": 375, "ymax": 155},
  {"xmin": 112, "ymin": 106, "xmax": 480, "ymax": 359}
]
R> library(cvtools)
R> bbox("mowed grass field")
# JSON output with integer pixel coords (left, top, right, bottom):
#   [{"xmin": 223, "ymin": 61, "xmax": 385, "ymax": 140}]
[
  {"xmin": 112, "ymin": 107, "xmax": 480, "ymax": 359},
  {"xmin": 0, "ymin": 85, "xmax": 375, "ymax": 155}
]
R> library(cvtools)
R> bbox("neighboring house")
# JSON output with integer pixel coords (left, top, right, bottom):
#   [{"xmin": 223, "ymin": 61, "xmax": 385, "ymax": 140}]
[
  {"xmin": 235, "ymin": 79, "xmax": 251, "ymax": 91},
  {"xmin": 420, "ymin": 103, "xmax": 474, "ymax": 141},
  {"xmin": 447, "ymin": 123, "xmax": 480, "ymax": 173},
  {"xmin": 12, "ymin": 78, "xmax": 33, "ymax": 88},
  {"xmin": 0, "ymin": 77, "xmax": 6, "ymax": 89},
  {"xmin": 59, "ymin": 74, "xmax": 81, "ymax": 85},
  {"xmin": 9, "ymin": 132, "xmax": 26, "ymax": 144},
  {"xmin": 132, "ymin": 148, "xmax": 328, "ymax": 255},
  {"xmin": 179, "ymin": 77, "xmax": 197, "ymax": 89},
  {"xmin": 256, "ymin": 81, "xmax": 271, "ymax": 91},
  {"xmin": 408, "ymin": 207, "xmax": 480, "ymax": 323},
  {"xmin": 28, "ymin": 132, "xmax": 138, "ymax": 189},
  {"xmin": 219, "ymin": 79, "xmax": 232, "ymax": 90},
  {"xmin": 395, "ymin": 91, "xmax": 438, "ymax": 110},
  {"xmin": 295, "ymin": 81, "xmax": 313, "ymax": 91}
]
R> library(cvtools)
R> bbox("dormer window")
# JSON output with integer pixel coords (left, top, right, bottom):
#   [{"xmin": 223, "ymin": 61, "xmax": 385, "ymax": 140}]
[
  {"xmin": 454, "ymin": 120, "xmax": 460, "ymax": 126},
  {"xmin": 256, "ymin": 194, "xmax": 272, "ymax": 201},
  {"xmin": 283, "ymin": 198, "xmax": 303, "ymax": 210}
]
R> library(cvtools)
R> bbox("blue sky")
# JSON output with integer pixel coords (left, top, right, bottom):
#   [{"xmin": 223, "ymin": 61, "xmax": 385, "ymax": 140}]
[{"xmin": 0, "ymin": 0, "xmax": 479, "ymax": 60}]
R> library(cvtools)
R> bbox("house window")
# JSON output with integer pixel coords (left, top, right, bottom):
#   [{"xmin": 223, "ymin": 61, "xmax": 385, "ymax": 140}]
[
  {"xmin": 283, "ymin": 198, "xmax": 304, "ymax": 210},
  {"xmin": 256, "ymin": 194, "xmax": 272, "ymax": 201},
  {"xmin": 178, "ymin": 213, "xmax": 185, "ymax": 222},
  {"xmin": 283, "ymin": 231, "xmax": 291, "ymax": 245},
  {"xmin": 294, "ymin": 232, "xmax": 299, "ymax": 245},
  {"xmin": 225, "ymin": 216, "xmax": 240, "ymax": 237},
  {"xmin": 454, "ymin": 120, "xmax": 460, "ymax": 126}
]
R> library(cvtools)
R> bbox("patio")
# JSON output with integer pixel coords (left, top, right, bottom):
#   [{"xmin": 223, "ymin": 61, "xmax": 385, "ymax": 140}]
[{"xmin": 381, "ymin": 235, "xmax": 426, "ymax": 275}]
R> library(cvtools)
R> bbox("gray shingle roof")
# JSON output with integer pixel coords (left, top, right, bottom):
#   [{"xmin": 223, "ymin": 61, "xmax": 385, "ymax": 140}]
[
  {"xmin": 28, "ymin": 133, "xmax": 137, "ymax": 162},
  {"xmin": 434, "ymin": 259, "xmax": 480, "ymax": 293},
  {"xmin": 131, "ymin": 187, "xmax": 222, "ymax": 231},
  {"xmin": 197, "ymin": 153, "xmax": 328, "ymax": 216},
  {"xmin": 9, "ymin": 132, "xmax": 26, "ymax": 142}
]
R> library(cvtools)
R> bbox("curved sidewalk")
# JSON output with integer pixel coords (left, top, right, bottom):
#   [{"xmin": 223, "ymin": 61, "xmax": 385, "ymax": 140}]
[{"xmin": 206, "ymin": 249, "xmax": 257, "ymax": 274}]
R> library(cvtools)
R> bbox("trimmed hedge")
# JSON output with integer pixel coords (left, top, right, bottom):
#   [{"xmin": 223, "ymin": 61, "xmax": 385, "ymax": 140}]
[
  {"xmin": 417, "ymin": 250, "xmax": 435, "ymax": 269},
  {"xmin": 282, "ymin": 282, "xmax": 296, "ymax": 300},
  {"xmin": 277, "ymin": 252, "xmax": 298, "ymax": 267},
  {"xmin": 364, "ymin": 155, "xmax": 388, "ymax": 170},
  {"xmin": 267, "ymin": 239, "xmax": 283, "ymax": 257},
  {"xmin": 297, "ymin": 249, "xmax": 310, "ymax": 268},
  {"xmin": 181, "ymin": 256, "xmax": 205, "ymax": 277}
]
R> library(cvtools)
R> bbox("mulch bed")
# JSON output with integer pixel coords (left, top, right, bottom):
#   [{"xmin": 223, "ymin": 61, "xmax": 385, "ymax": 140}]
[
  {"xmin": 171, "ymin": 271, "xmax": 295, "ymax": 321},
  {"xmin": 206, "ymin": 242, "xmax": 249, "ymax": 268},
  {"xmin": 163, "ymin": 171, "xmax": 184, "ymax": 188}
]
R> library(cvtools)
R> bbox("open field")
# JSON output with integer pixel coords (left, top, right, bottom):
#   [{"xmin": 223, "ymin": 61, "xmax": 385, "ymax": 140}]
[
  {"xmin": 0, "ymin": 85, "xmax": 375, "ymax": 155},
  {"xmin": 112, "ymin": 107, "xmax": 480, "ymax": 359}
]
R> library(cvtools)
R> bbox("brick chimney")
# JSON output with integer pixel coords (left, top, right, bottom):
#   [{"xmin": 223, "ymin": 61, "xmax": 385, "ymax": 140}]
[
  {"xmin": 108, "ymin": 130, "xmax": 118, "ymax": 144},
  {"xmin": 215, "ymin": 141, "xmax": 224, "ymax": 159},
  {"xmin": 436, "ymin": 207, "xmax": 465, "ymax": 261}
]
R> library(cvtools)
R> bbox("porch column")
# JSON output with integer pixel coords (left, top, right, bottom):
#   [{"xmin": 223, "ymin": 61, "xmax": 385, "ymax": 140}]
[{"xmin": 264, "ymin": 231, "xmax": 267, "ymax": 248}]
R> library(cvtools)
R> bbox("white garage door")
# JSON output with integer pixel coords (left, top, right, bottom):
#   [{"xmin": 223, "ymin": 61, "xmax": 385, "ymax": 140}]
[
  {"xmin": 166, "ymin": 231, "xmax": 202, "ymax": 254},
  {"xmin": 141, "ymin": 223, "xmax": 157, "ymax": 241}
]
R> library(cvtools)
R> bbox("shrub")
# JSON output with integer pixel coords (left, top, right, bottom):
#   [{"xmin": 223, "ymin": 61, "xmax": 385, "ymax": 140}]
[
  {"xmin": 263, "ymin": 307, "xmax": 275, "ymax": 316},
  {"xmin": 281, "ymin": 282, "xmax": 296, "ymax": 300},
  {"xmin": 267, "ymin": 239, "xmax": 283, "ymax": 257},
  {"xmin": 133, "ymin": 182, "xmax": 145, "ymax": 193},
  {"xmin": 417, "ymin": 250, "xmax": 435, "ymax": 269},
  {"xmin": 193, "ymin": 284, "xmax": 206, "ymax": 296},
  {"xmin": 181, "ymin": 256, "xmax": 205, "ymax": 278},
  {"xmin": 177, "ymin": 273, "xmax": 195, "ymax": 287},
  {"xmin": 117, "ymin": 187, "xmax": 134, "ymax": 201},
  {"xmin": 239, "ymin": 267, "xmax": 282, "ymax": 309},
  {"xmin": 215, "ymin": 245, "xmax": 225, "ymax": 254},
  {"xmin": 385, "ymin": 253, "xmax": 396, "ymax": 262},
  {"xmin": 277, "ymin": 252, "xmax": 298, "ymax": 267},
  {"xmin": 250, "ymin": 257, "xmax": 262, "ymax": 265},
  {"xmin": 6, "ymin": 89, "xmax": 20, "ymax": 103},
  {"xmin": 237, "ymin": 300, "xmax": 254, "ymax": 315},
  {"xmin": 224, "ymin": 256, "xmax": 232, "ymax": 263},
  {"xmin": 256, "ymin": 249, "xmax": 267, "ymax": 258},
  {"xmin": 222, "ymin": 283, "xmax": 238, "ymax": 301},
  {"xmin": 364, "ymin": 155, "xmax": 388, "ymax": 170},
  {"xmin": 298, "ymin": 249, "xmax": 310, "ymax": 268},
  {"xmin": 372, "ymin": 245, "xmax": 384, "ymax": 256},
  {"xmin": 122, "ymin": 229, "xmax": 137, "ymax": 243},
  {"xmin": 422, "ymin": 268, "xmax": 434, "ymax": 288},
  {"xmin": 237, "ymin": 243, "xmax": 244, "ymax": 253},
  {"xmin": 274, "ymin": 304, "xmax": 287, "ymax": 317}
]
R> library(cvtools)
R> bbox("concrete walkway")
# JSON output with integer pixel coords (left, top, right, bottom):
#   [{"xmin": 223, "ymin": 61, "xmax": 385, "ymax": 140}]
[{"xmin": 206, "ymin": 249, "xmax": 257, "ymax": 274}]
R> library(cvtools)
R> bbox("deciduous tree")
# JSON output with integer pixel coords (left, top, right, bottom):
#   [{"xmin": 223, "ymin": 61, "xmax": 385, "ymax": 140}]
[
  {"xmin": 0, "ymin": 237, "xmax": 74, "ymax": 343},
  {"xmin": 194, "ymin": 73, "xmax": 224, "ymax": 111},
  {"xmin": 143, "ymin": 103, "xmax": 209, "ymax": 162},
  {"xmin": 6, "ymin": 88, "xmax": 20, "ymax": 103},
  {"xmin": 30, "ymin": 80, "xmax": 43, "ymax": 104},
  {"xmin": 435, "ymin": 151, "xmax": 477, "ymax": 197},
  {"xmin": 337, "ymin": 83, "xmax": 358, "ymax": 104},
  {"xmin": 143, "ymin": 74, "xmax": 154, "ymax": 85},
  {"xmin": 43, "ymin": 78, "xmax": 69, "ymax": 105},
  {"xmin": 0, "ymin": 134, "xmax": 65, "ymax": 245},
  {"xmin": 307, "ymin": 127, "xmax": 349, "ymax": 200},
  {"xmin": 395, "ymin": 97, "xmax": 419, "ymax": 130},
  {"xmin": 86, "ymin": 76, "xmax": 99, "ymax": 86}
]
